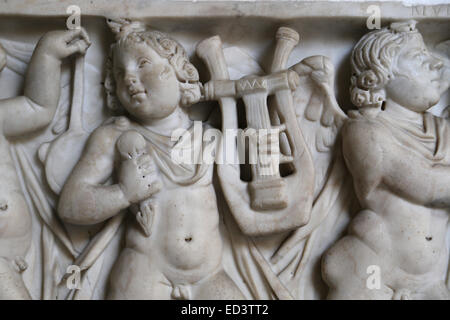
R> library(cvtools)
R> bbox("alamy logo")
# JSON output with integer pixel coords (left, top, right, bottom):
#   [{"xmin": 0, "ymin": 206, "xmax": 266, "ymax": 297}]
[
  {"xmin": 366, "ymin": 5, "xmax": 381, "ymax": 30},
  {"xmin": 170, "ymin": 121, "xmax": 282, "ymax": 177},
  {"xmin": 66, "ymin": 5, "xmax": 81, "ymax": 30},
  {"xmin": 366, "ymin": 265, "xmax": 381, "ymax": 290},
  {"xmin": 66, "ymin": 265, "xmax": 81, "ymax": 290}
]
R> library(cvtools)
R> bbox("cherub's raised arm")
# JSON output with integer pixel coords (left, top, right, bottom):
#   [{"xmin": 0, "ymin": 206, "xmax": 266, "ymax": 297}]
[
  {"xmin": 58, "ymin": 126, "xmax": 130, "ymax": 225},
  {"xmin": 0, "ymin": 29, "xmax": 90, "ymax": 137}
]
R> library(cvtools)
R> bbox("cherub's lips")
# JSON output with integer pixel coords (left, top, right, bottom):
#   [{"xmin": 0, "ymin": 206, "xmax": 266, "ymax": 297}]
[
  {"xmin": 131, "ymin": 91, "xmax": 146, "ymax": 97},
  {"xmin": 130, "ymin": 90, "xmax": 147, "ymax": 101}
]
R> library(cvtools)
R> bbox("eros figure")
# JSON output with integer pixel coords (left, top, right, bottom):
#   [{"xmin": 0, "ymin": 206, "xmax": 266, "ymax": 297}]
[
  {"xmin": 322, "ymin": 21, "xmax": 450, "ymax": 300},
  {"xmin": 58, "ymin": 20, "xmax": 244, "ymax": 300},
  {"xmin": 0, "ymin": 29, "xmax": 90, "ymax": 299}
]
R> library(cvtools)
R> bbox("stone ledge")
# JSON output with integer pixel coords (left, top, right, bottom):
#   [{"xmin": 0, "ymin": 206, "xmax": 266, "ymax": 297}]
[{"xmin": 0, "ymin": 1, "xmax": 448, "ymax": 20}]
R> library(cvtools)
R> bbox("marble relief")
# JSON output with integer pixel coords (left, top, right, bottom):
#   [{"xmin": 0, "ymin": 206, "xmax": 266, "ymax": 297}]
[{"xmin": 0, "ymin": 1, "xmax": 448, "ymax": 300}]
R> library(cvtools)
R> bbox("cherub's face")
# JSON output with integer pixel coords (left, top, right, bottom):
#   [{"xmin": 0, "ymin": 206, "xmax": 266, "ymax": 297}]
[
  {"xmin": 113, "ymin": 41, "xmax": 180, "ymax": 121},
  {"xmin": 385, "ymin": 34, "xmax": 444, "ymax": 112}
]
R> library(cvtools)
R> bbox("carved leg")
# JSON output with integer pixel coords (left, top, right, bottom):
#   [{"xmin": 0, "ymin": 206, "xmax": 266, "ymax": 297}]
[
  {"xmin": 193, "ymin": 269, "xmax": 245, "ymax": 300},
  {"xmin": 420, "ymin": 281, "xmax": 450, "ymax": 300},
  {"xmin": 107, "ymin": 248, "xmax": 171, "ymax": 300},
  {"xmin": 321, "ymin": 236, "xmax": 393, "ymax": 300},
  {"xmin": 0, "ymin": 257, "xmax": 30, "ymax": 300}
]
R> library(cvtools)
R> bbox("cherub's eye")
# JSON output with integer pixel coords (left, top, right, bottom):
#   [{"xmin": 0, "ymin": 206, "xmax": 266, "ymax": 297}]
[{"xmin": 138, "ymin": 59, "xmax": 151, "ymax": 68}]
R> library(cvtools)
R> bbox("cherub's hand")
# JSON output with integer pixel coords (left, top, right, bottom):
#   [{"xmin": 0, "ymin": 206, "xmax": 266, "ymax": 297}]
[
  {"xmin": 117, "ymin": 131, "xmax": 162, "ymax": 204},
  {"xmin": 135, "ymin": 200, "xmax": 157, "ymax": 237},
  {"xmin": 37, "ymin": 28, "xmax": 91, "ymax": 60},
  {"xmin": 309, "ymin": 57, "xmax": 335, "ymax": 94},
  {"xmin": 293, "ymin": 56, "xmax": 335, "ymax": 95},
  {"xmin": 119, "ymin": 154, "xmax": 162, "ymax": 204}
]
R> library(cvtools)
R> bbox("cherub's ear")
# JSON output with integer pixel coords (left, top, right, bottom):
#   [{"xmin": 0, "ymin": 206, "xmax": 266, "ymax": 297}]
[{"xmin": 179, "ymin": 82, "xmax": 202, "ymax": 107}]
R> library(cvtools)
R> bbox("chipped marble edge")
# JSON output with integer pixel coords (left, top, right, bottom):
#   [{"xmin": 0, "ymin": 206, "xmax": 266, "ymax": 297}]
[{"xmin": 0, "ymin": 1, "xmax": 448, "ymax": 20}]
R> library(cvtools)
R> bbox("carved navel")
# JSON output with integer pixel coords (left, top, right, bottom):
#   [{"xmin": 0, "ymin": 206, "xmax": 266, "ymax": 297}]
[{"xmin": 0, "ymin": 199, "xmax": 8, "ymax": 212}]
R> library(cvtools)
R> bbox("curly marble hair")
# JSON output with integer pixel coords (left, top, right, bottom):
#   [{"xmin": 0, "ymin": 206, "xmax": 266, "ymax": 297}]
[
  {"xmin": 350, "ymin": 20, "xmax": 422, "ymax": 112},
  {"xmin": 104, "ymin": 19, "xmax": 202, "ymax": 112}
]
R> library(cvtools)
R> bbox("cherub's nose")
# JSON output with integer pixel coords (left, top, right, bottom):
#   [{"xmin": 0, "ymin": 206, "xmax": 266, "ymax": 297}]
[{"xmin": 124, "ymin": 73, "xmax": 138, "ymax": 86}]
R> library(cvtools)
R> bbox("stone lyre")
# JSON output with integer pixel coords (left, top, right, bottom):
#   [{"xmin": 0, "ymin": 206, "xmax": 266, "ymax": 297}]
[{"xmin": 197, "ymin": 27, "xmax": 315, "ymax": 235}]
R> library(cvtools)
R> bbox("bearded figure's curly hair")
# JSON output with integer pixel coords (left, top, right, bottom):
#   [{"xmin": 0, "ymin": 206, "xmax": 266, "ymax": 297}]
[{"xmin": 104, "ymin": 18, "xmax": 202, "ymax": 112}]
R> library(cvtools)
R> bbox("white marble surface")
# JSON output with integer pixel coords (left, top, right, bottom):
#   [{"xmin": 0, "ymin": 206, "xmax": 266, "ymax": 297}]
[{"xmin": 0, "ymin": 1, "xmax": 448, "ymax": 300}]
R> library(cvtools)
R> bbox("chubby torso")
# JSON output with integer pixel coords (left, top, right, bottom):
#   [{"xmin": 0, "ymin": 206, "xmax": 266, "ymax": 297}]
[
  {"xmin": 119, "ymin": 127, "xmax": 223, "ymax": 283},
  {"xmin": 125, "ymin": 184, "xmax": 222, "ymax": 283},
  {"xmin": 343, "ymin": 113, "xmax": 450, "ymax": 276},
  {"xmin": 363, "ymin": 188, "xmax": 448, "ymax": 275}
]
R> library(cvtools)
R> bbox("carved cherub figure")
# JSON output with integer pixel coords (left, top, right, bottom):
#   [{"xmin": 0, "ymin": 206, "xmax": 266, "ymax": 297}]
[
  {"xmin": 58, "ymin": 20, "xmax": 244, "ymax": 300},
  {"xmin": 0, "ymin": 29, "xmax": 90, "ymax": 299},
  {"xmin": 322, "ymin": 20, "xmax": 450, "ymax": 299}
]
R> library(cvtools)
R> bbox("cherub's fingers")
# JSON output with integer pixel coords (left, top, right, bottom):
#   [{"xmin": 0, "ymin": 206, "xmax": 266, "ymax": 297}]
[
  {"xmin": 137, "ymin": 154, "xmax": 152, "ymax": 166},
  {"xmin": 129, "ymin": 147, "xmax": 139, "ymax": 159},
  {"xmin": 65, "ymin": 39, "xmax": 90, "ymax": 56},
  {"xmin": 323, "ymin": 58, "xmax": 334, "ymax": 75},
  {"xmin": 63, "ymin": 28, "xmax": 83, "ymax": 42},
  {"xmin": 79, "ymin": 27, "xmax": 91, "ymax": 45},
  {"xmin": 141, "ymin": 202, "xmax": 155, "ymax": 215},
  {"xmin": 138, "ymin": 161, "xmax": 154, "ymax": 171},
  {"xmin": 141, "ymin": 167, "xmax": 157, "ymax": 177},
  {"xmin": 292, "ymin": 62, "xmax": 313, "ymax": 76},
  {"xmin": 127, "ymin": 147, "xmax": 145, "ymax": 159},
  {"xmin": 134, "ymin": 147, "xmax": 147, "ymax": 158},
  {"xmin": 311, "ymin": 70, "xmax": 327, "ymax": 82},
  {"xmin": 75, "ymin": 39, "xmax": 91, "ymax": 54},
  {"xmin": 63, "ymin": 27, "xmax": 90, "ymax": 43},
  {"xmin": 62, "ymin": 44, "xmax": 79, "ymax": 57}
]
